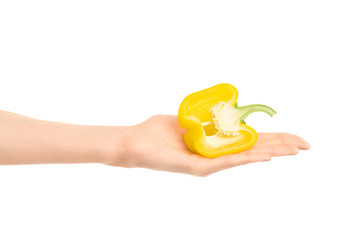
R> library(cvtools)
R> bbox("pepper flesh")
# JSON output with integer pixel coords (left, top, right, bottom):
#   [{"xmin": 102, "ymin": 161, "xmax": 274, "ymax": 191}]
[{"xmin": 178, "ymin": 83, "xmax": 276, "ymax": 158}]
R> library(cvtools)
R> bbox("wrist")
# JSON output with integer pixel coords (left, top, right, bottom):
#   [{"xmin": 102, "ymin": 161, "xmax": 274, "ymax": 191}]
[{"xmin": 100, "ymin": 125, "xmax": 135, "ymax": 168}]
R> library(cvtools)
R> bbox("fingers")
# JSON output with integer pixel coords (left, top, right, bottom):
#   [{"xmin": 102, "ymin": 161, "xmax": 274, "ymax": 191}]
[
  {"xmin": 200, "ymin": 144, "xmax": 299, "ymax": 174},
  {"xmin": 248, "ymin": 144, "xmax": 299, "ymax": 156},
  {"xmin": 257, "ymin": 132, "xmax": 310, "ymax": 150},
  {"xmin": 188, "ymin": 132, "xmax": 310, "ymax": 177},
  {"xmin": 190, "ymin": 152, "xmax": 271, "ymax": 176}
]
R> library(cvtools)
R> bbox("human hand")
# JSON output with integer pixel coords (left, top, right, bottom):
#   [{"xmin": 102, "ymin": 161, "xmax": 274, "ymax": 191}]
[{"xmin": 106, "ymin": 115, "xmax": 310, "ymax": 177}]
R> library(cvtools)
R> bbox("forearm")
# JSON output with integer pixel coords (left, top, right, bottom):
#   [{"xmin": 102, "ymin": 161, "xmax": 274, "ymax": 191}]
[{"xmin": 0, "ymin": 110, "xmax": 119, "ymax": 165}]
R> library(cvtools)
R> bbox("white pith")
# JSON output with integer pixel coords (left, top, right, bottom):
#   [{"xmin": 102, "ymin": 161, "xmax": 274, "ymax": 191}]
[{"xmin": 208, "ymin": 101, "xmax": 243, "ymax": 137}]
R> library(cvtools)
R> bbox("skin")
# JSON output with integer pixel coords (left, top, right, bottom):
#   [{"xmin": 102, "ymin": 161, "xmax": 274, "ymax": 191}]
[{"xmin": 0, "ymin": 111, "xmax": 310, "ymax": 177}]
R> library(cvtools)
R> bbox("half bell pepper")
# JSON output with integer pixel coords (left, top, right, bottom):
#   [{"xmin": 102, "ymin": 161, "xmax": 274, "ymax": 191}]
[{"xmin": 178, "ymin": 83, "xmax": 276, "ymax": 158}]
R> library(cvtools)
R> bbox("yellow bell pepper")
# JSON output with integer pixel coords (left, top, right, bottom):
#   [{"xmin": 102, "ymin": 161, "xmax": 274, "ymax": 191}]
[{"xmin": 178, "ymin": 83, "xmax": 276, "ymax": 157}]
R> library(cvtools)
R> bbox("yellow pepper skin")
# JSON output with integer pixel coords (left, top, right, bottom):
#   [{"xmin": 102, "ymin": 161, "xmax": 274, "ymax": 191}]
[{"xmin": 178, "ymin": 83, "xmax": 275, "ymax": 158}]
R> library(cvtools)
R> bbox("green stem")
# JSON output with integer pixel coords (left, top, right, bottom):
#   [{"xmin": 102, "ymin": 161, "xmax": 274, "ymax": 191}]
[{"xmin": 234, "ymin": 104, "xmax": 276, "ymax": 123}]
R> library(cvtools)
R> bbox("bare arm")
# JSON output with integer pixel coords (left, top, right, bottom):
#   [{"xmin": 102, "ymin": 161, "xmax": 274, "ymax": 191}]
[
  {"xmin": 0, "ymin": 110, "xmax": 118, "ymax": 165},
  {"xmin": 0, "ymin": 111, "xmax": 309, "ymax": 176}
]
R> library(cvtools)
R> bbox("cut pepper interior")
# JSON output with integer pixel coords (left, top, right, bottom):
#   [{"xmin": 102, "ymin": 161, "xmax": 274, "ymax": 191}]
[{"xmin": 178, "ymin": 83, "xmax": 276, "ymax": 158}]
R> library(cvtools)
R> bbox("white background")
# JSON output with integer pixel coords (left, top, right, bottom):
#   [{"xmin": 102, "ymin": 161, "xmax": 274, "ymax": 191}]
[{"xmin": 0, "ymin": 0, "xmax": 361, "ymax": 239}]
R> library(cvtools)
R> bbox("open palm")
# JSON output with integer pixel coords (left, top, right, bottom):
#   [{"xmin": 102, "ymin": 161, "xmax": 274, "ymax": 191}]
[{"xmin": 110, "ymin": 115, "xmax": 310, "ymax": 176}]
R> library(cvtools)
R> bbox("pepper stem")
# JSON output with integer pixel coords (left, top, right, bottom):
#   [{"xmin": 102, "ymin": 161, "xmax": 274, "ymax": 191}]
[{"xmin": 234, "ymin": 104, "xmax": 276, "ymax": 123}]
